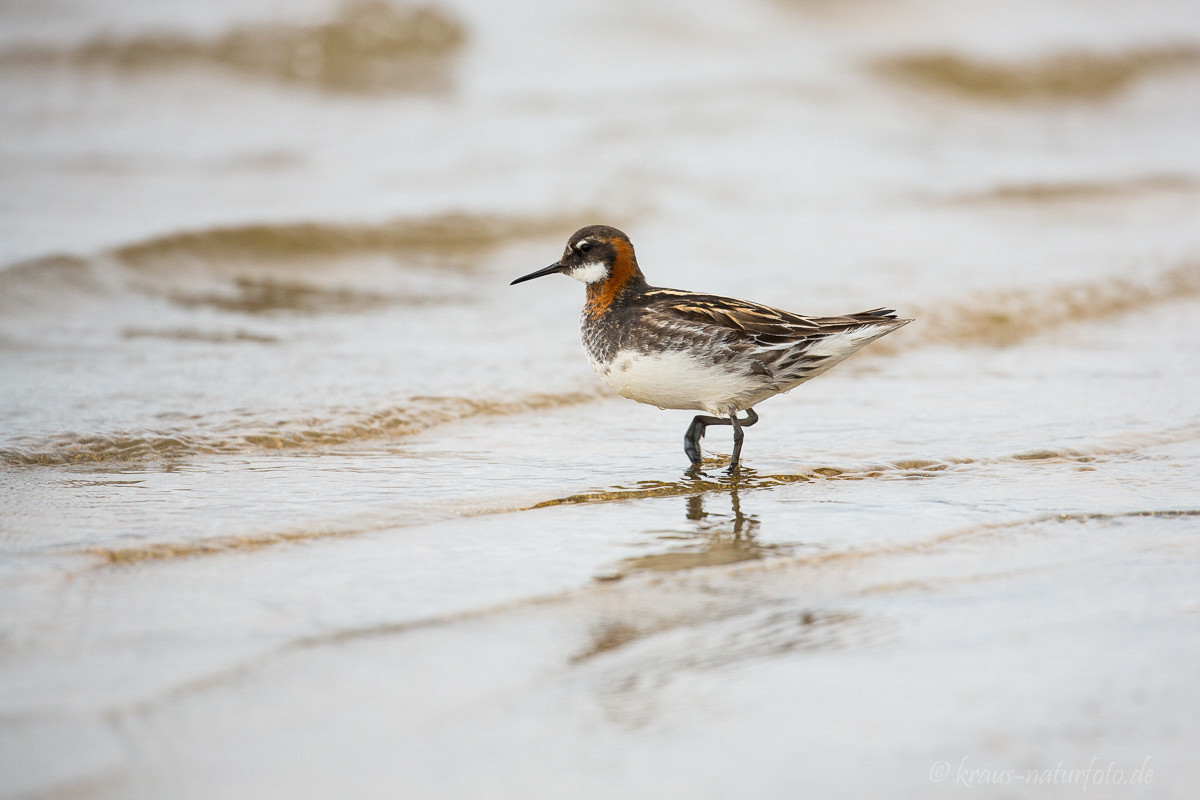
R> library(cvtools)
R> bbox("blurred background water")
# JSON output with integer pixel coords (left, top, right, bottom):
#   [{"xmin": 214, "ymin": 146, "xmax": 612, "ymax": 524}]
[{"xmin": 2, "ymin": 1, "xmax": 1199, "ymax": 797}]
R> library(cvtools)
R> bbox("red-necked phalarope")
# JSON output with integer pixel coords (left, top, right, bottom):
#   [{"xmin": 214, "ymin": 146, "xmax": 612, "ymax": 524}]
[{"xmin": 511, "ymin": 225, "xmax": 911, "ymax": 469}]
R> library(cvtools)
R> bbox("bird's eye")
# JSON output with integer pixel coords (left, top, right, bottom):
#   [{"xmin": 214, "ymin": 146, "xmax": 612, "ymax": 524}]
[{"xmin": 577, "ymin": 241, "xmax": 592, "ymax": 253}]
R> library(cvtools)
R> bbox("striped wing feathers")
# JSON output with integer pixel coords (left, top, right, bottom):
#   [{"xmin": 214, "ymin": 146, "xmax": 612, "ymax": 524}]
[{"xmin": 642, "ymin": 289, "xmax": 898, "ymax": 345}]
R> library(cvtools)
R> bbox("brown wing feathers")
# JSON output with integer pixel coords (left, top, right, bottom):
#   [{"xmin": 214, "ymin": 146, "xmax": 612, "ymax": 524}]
[{"xmin": 642, "ymin": 289, "xmax": 896, "ymax": 343}]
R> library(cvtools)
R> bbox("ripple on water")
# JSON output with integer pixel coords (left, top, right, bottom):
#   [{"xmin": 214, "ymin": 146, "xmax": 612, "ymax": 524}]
[
  {"xmin": 0, "ymin": 1, "xmax": 468, "ymax": 93},
  {"xmin": 872, "ymin": 43, "xmax": 1200, "ymax": 102}
]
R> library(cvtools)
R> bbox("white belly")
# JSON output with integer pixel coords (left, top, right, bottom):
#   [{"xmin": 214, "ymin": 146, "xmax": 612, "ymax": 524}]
[{"xmin": 588, "ymin": 348, "xmax": 760, "ymax": 416}]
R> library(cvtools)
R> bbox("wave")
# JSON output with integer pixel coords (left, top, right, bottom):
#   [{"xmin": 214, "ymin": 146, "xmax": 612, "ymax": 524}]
[
  {"xmin": 873, "ymin": 43, "xmax": 1200, "ymax": 101},
  {"xmin": 87, "ymin": 518, "xmax": 409, "ymax": 565},
  {"xmin": 0, "ymin": 211, "xmax": 598, "ymax": 313},
  {"xmin": 530, "ymin": 423, "xmax": 1200, "ymax": 509},
  {"xmin": 525, "ymin": 460, "xmax": 967, "ymax": 509},
  {"xmin": 107, "ymin": 212, "xmax": 579, "ymax": 267},
  {"xmin": 0, "ymin": 390, "xmax": 600, "ymax": 466},
  {"xmin": 121, "ymin": 328, "xmax": 281, "ymax": 344},
  {"xmin": 0, "ymin": 1, "xmax": 465, "ymax": 94},
  {"xmin": 0, "ymin": 254, "xmax": 116, "ymax": 314},
  {"xmin": 947, "ymin": 175, "xmax": 1199, "ymax": 206},
  {"xmin": 889, "ymin": 259, "xmax": 1200, "ymax": 348}
]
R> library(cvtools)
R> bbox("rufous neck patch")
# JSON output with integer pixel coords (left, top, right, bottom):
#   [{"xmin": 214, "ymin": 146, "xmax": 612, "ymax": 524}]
[{"xmin": 585, "ymin": 238, "xmax": 642, "ymax": 318}]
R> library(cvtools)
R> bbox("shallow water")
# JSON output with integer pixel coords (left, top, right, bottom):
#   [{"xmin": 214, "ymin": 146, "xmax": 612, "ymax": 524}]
[{"xmin": 2, "ymin": 0, "xmax": 1200, "ymax": 797}]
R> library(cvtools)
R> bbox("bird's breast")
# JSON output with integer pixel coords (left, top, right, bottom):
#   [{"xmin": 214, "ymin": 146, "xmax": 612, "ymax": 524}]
[{"xmin": 584, "ymin": 344, "xmax": 765, "ymax": 415}]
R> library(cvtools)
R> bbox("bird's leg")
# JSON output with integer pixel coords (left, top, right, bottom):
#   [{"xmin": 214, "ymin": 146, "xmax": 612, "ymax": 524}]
[
  {"xmin": 685, "ymin": 409, "xmax": 758, "ymax": 466},
  {"xmin": 729, "ymin": 414, "xmax": 744, "ymax": 470},
  {"xmin": 728, "ymin": 408, "xmax": 758, "ymax": 471},
  {"xmin": 684, "ymin": 414, "xmax": 728, "ymax": 464}
]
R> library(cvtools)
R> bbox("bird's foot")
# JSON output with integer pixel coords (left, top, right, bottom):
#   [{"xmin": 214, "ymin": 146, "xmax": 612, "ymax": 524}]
[{"xmin": 684, "ymin": 414, "xmax": 728, "ymax": 465}]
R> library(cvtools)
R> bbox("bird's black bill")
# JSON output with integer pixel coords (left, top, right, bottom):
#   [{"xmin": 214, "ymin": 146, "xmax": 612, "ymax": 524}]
[{"xmin": 510, "ymin": 262, "xmax": 565, "ymax": 285}]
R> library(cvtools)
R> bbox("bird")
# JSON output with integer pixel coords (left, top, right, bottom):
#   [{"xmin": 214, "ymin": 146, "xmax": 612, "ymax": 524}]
[{"xmin": 510, "ymin": 225, "xmax": 911, "ymax": 470}]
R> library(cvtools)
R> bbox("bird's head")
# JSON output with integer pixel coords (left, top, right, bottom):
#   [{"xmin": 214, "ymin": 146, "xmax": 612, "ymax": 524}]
[{"xmin": 511, "ymin": 225, "xmax": 642, "ymax": 288}]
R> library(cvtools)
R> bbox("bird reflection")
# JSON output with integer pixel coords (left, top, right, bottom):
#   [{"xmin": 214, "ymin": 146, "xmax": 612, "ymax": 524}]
[
  {"xmin": 615, "ymin": 482, "xmax": 774, "ymax": 575},
  {"xmin": 684, "ymin": 486, "xmax": 758, "ymax": 541}
]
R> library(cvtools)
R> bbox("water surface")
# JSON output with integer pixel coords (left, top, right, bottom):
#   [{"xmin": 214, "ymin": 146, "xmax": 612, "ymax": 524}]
[{"xmin": 2, "ymin": 0, "xmax": 1199, "ymax": 797}]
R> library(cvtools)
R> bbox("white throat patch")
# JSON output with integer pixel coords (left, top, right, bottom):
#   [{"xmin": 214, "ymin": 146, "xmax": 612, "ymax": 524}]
[{"xmin": 568, "ymin": 261, "xmax": 609, "ymax": 284}]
